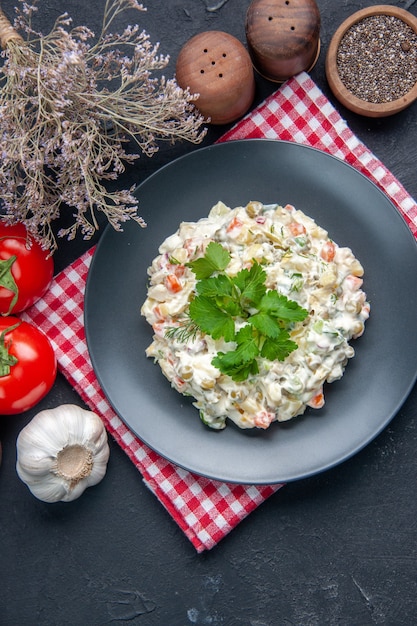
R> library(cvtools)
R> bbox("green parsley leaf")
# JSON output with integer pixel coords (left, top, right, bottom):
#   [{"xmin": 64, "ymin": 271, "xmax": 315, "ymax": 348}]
[
  {"xmin": 195, "ymin": 274, "xmax": 234, "ymax": 299},
  {"xmin": 260, "ymin": 332, "xmax": 298, "ymax": 361},
  {"xmin": 189, "ymin": 295, "xmax": 235, "ymax": 341},
  {"xmin": 248, "ymin": 311, "xmax": 282, "ymax": 338},
  {"xmin": 187, "ymin": 241, "xmax": 230, "ymax": 279},
  {"xmin": 196, "ymin": 275, "xmax": 242, "ymax": 316},
  {"xmin": 234, "ymin": 323, "xmax": 259, "ymax": 354},
  {"xmin": 234, "ymin": 261, "xmax": 266, "ymax": 307},
  {"xmin": 211, "ymin": 325, "xmax": 260, "ymax": 382},
  {"xmin": 259, "ymin": 290, "xmax": 308, "ymax": 322},
  {"xmin": 212, "ymin": 356, "xmax": 259, "ymax": 382},
  {"xmin": 175, "ymin": 241, "xmax": 309, "ymax": 381}
]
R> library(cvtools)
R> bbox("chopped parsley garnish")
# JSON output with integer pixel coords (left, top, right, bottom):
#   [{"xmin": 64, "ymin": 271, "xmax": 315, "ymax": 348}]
[
  {"xmin": 168, "ymin": 242, "xmax": 308, "ymax": 382},
  {"xmin": 186, "ymin": 240, "xmax": 230, "ymax": 279}
]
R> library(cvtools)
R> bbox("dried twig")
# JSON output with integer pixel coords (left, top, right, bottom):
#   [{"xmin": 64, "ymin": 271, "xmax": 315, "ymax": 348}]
[{"xmin": 0, "ymin": 0, "xmax": 206, "ymax": 252}]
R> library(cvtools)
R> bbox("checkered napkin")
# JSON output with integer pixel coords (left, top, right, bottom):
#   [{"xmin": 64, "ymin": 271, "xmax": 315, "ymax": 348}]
[{"xmin": 22, "ymin": 72, "xmax": 417, "ymax": 553}]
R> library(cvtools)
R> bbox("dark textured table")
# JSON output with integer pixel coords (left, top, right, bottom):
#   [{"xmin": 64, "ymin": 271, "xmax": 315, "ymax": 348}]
[{"xmin": 1, "ymin": 1, "xmax": 417, "ymax": 624}]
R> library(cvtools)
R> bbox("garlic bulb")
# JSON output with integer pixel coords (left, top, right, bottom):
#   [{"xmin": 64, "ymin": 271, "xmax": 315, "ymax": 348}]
[{"xmin": 16, "ymin": 404, "xmax": 110, "ymax": 503}]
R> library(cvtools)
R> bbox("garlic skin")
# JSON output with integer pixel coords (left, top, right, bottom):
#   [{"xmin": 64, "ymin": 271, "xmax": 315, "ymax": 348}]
[{"xmin": 16, "ymin": 404, "xmax": 110, "ymax": 503}]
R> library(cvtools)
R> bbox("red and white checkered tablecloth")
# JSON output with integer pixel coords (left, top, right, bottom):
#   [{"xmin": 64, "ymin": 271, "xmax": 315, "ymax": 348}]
[{"xmin": 22, "ymin": 72, "xmax": 417, "ymax": 552}]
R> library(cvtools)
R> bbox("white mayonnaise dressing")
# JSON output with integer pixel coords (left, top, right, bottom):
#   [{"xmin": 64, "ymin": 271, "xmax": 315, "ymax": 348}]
[{"xmin": 141, "ymin": 201, "xmax": 370, "ymax": 430}]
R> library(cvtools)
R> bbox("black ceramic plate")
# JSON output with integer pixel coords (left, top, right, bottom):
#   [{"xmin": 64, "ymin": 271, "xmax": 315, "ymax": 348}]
[{"xmin": 85, "ymin": 140, "xmax": 417, "ymax": 484}]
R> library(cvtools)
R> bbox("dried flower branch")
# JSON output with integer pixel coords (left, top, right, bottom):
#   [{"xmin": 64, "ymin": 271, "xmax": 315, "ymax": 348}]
[{"xmin": 0, "ymin": 0, "xmax": 206, "ymax": 252}]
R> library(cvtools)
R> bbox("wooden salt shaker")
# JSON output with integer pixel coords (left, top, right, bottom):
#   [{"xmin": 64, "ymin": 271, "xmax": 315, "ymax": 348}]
[
  {"xmin": 245, "ymin": 0, "xmax": 321, "ymax": 82},
  {"xmin": 175, "ymin": 31, "xmax": 255, "ymax": 125}
]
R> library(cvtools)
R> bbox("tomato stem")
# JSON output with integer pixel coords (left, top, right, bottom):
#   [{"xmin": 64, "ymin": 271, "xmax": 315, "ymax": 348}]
[
  {"xmin": 0, "ymin": 321, "xmax": 21, "ymax": 376},
  {"xmin": 0, "ymin": 255, "xmax": 18, "ymax": 314}
]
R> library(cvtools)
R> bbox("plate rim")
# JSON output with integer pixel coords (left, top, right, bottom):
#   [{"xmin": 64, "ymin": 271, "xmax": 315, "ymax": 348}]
[{"xmin": 85, "ymin": 139, "xmax": 417, "ymax": 484}]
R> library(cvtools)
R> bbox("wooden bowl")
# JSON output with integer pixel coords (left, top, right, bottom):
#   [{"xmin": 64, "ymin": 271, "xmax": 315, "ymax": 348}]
[
  {"xmin": 245, "ymin": 0, "xmax": 321, "ymax": 83},
  {"xmin": 175, "ymin": 31, "xmax": 255, "ymax": 125},
  {"xmin": 326, "ymin": 5, "xmax": 417, "ymax": 117}
]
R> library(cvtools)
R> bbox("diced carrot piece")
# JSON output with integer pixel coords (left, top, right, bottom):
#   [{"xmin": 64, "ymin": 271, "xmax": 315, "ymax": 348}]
[
  {"xmin": 164, "ymin": 274, "xmax": 182, "ymax": 293},
  {"xmin": 226, "ymin": 216, "xmax": 243, "ymax": 232},
  {"xmin": 152, "ymin": 322, "xmax": 165, "ymax": 337},
  {"xmin": 153, "ymin": 305, "xmax": 164, "ymax": 321},
  {"xmin": 320, "ymin": 241, "xmax": 336, "ymax": 262},
  {"xmin": 254, "ymin": 410, "xmax": 275, "ymax": 429},
  {"xmin": 307, "ymin": 390, "xmax": 325, "ymax": 409},
  {"xmin": 345, "ymin": 274, "xmax": 363, "ymax": 291},
  {"xmin": 289, "ymin": 221, "xmax": 306, "ymax": 236}
]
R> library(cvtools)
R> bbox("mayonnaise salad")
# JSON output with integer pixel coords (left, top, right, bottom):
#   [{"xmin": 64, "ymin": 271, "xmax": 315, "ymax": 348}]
[{"xmin": 141, "ymin": 201, "xmax": 370, "ymax": 430}]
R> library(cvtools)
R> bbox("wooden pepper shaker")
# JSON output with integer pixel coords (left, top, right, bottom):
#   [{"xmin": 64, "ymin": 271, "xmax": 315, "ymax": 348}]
[
  {"xmin": 176, "ymin": 31, "xmax": 255, "ymax": 125},
  {"xmin": 245, "ymin": 0, "xmax": 321, "ymax": 82}
]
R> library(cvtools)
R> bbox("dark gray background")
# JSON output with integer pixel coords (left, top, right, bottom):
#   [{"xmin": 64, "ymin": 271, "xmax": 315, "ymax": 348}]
[{"xmin": 1, "ymin": 1, "xmax": 417, "ymax": 624}]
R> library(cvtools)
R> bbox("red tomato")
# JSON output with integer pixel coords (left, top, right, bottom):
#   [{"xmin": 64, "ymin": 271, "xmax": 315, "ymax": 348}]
[
  {"xmin": 0, "ymin": 317, "xmax": 57, "ymax": 415},
  {"xmin": 0, "ymin": 223, "xmax": 54, "ymax": 314}
]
